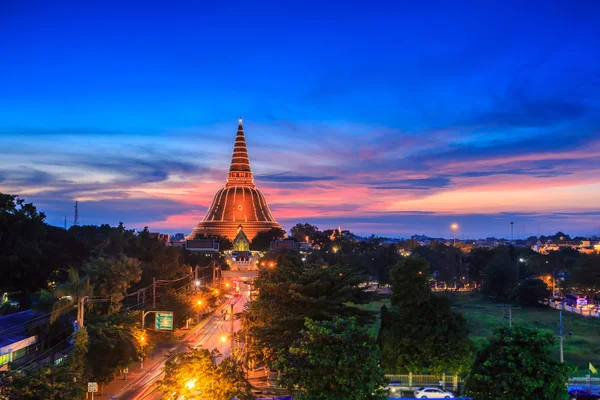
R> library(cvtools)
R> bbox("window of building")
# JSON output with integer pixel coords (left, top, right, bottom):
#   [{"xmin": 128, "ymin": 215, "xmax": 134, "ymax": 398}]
[{"xmin": 0, "ymin": 353, "xmax": 9, "ymax": 366}]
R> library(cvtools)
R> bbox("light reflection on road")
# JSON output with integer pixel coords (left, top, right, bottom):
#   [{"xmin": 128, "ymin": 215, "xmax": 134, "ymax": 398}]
[{"xmin": 114, "ymin": 292, "xmax": 248, "ymax": 400}]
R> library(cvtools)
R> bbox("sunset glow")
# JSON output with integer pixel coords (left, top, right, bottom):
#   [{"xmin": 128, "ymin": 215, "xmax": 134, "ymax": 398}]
[{"xmin": 1, "ymin": 2, "xmax": 599, "ymax": 238}]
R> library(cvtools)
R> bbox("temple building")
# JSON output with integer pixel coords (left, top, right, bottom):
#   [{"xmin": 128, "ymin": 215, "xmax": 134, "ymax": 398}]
[
  {"xmin": 188, "ymin": 118, "xmax": 282, "ymax": 241},
  {"xmin": 225, "ymin": 225, "xmax": 260, "ymax": 271}
]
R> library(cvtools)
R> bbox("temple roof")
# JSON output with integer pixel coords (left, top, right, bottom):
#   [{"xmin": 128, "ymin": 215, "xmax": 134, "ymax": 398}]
[
  {"xmin": 188, "ymin": 118, "xmax": 281, "ymax": 240},
  {"xmin": 226, "ymin": 118, "xmax": 255, "ymax": 187}
]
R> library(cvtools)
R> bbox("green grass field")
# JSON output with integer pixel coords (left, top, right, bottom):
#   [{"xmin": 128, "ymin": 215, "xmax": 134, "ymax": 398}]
[
  {"xmin": 453, "ymin": 292, "xmax": 600, "ymax": 374},
  {"xmin": 356, "ymin": 292, "xmax": 600, "ymax": 375}
]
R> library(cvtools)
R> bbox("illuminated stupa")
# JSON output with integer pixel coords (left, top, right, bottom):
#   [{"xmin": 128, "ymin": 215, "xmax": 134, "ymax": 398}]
[{"xmin": 188, "ymin": 118, "xmax": 281, "ymax": 241}]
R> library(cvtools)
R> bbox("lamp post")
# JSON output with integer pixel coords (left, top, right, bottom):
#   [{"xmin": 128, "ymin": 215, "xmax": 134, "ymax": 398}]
[{"xmin": 451, "ymin": 223, "xmax": 458, "ymax": 246}]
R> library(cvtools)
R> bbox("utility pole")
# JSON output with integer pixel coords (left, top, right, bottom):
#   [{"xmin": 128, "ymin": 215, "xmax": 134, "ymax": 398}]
[
  {"xmin": 498, "ymin": 305, "xmax": 520, "ymax": 327},
  {"xmin": 73, "ymin": 201, "xmax": 79, "ymax": 227},
  {"xmin": 510, "ymin": 221, "xmax": 514, "ymax": 244},
  {"xmin": 152, "ymin": 277, "xmax": 157, "ymax": 308},
  {"xmin": 64, "ymin": 216, "xmax": 67, "ymax": 230},
  {"xmin": 510, "ymin": 221, "xmax": 517, "ymax": 282},
  {"xmin": 230, "ymin": 301, "xmax": 235, "ymax": 354},
  {"xmin": 557, "ymin": 311, "xmax": 565, "ymax": 363}
]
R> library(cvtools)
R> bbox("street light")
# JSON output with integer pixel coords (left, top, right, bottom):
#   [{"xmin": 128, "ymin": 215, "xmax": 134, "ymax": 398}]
[
  {"xmin": 451, "ymin": 223, "xmax": 458, "ymax": 246},
  {"xmin": 186, "ymin": 380, "xmax": 196, "ymax": 390},
  {"xmin": 197, "ymin": 300, "xmax": 202, "ymax": 306},
  {"xmin": 220, "ymin": 335, "xmax": 227, "ymax": 343},
  {"xmin": 195, "ymin": 280, "xmax": 200, "ymax": 286}
]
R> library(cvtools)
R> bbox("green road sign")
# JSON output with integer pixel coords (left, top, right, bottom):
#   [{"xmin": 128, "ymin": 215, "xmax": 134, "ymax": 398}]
[{"xmin": 155, "ymin": 311, "xmax": 173, "ymax": 330}]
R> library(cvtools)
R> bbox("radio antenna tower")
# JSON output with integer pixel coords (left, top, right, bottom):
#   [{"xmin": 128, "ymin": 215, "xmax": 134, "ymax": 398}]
[
  {"xmin": 73, "ymin": 201, "xmax": 79, "ymax": 227},
  {"xmin": 64, "ymin": 216, "xmax": 67, "ymax": 230}
]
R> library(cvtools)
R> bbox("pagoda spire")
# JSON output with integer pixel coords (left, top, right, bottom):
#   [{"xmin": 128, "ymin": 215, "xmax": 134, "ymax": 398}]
[{"xmin": 226, "ymin": 118, "xmax": 255, "ymax": 187}]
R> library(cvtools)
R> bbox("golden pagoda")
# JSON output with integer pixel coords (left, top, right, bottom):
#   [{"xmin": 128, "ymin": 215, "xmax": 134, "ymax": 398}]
[{"xmin": 188, "ymin": 118, "xmax": 281, "ymax": 241}]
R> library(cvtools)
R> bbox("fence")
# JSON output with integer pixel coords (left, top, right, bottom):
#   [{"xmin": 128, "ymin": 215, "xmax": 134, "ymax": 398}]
[
  {"xmin": 385, "ymin": 373, "xmax": 464, "ymax": 391},
  {"xmin": 546, "ymin": 301, "xmax": 600, "ymax": 318},
  {"xmin": 569, "ymin": 376, "xmax": 600, "ymax": 385}
]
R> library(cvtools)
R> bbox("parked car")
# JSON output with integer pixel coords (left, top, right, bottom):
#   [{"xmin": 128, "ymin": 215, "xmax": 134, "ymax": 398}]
[
  {"xmin": 569, "ymin": 388, "xmax": 600, "ymax": 400},
  {"xmin": 414, "ymin": 387, "xmax": 454, "ymax": 398}
]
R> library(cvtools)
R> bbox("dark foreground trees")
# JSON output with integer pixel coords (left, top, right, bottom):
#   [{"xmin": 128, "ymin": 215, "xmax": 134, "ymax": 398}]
[
  {"xmin": 380, "ymin": 255, "xmax": 472, "ymax": 375},
  {"xmin": 463, "ymin": 326, "xmax": 572, "ymax": 400},
  {"xmin": 243, "ymin": 254, "xmax": 383, "ymax": 398},
  {"xmin": 243, "ymin": 254, "xmax": 373, "ymax": 368},
  {"xmin": 278, "ymin": 317, "xmax": 386, "ymax": 400}
]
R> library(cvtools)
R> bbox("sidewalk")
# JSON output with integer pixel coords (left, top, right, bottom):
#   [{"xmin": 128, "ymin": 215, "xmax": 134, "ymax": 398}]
[{"xmin": 97, "ymin": 331, "xmax": 182, "ymax": 397}]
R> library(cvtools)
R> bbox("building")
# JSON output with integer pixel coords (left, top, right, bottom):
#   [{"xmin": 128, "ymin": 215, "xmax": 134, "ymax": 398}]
[
  {"xmin": 270, "ymin": 239, "xmax": 301, "ymax": 252},
  {"xmin": 188, "ymin": 118, "xmax": 281, "ymax": 241},
  {"xmin": 225, "ymin": 226, "xmax": 260, "ymax": 271},
  {"xmin": 0, "ymin": 310, "xmax": 41, "ymax": 371},
  {"xmin": 185, "ymin": 238, "xmax": 220, "ymax": 253},
  {"xmin": 149, "ymin": 232, "xmax": 170, "ymax": 242}
]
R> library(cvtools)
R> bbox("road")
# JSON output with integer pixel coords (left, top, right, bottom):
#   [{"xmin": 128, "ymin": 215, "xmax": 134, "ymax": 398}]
[{"xmin": 110, "ymin": 291, "xmax": 248, "ymax": 400}]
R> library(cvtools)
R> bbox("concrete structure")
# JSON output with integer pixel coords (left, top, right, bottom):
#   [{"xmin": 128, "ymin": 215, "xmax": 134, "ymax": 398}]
[{"xmin": 188, "ymin": 119, "xmax": 281, "ymax": 241}]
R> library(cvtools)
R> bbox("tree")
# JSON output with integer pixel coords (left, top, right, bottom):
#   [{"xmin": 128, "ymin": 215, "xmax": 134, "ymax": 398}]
[
  {"xmin": 467, "ymin": 247, "xmax": 495, "ymax": 285},
  {"xmin": 85, "ymin": 311, "xmax": 142, "ymax": 388},
  {"xmin": 290, "ymin": 223, "xmax": 320, "ymax": 243},
  {"xmin": 251, "ymin": 227, "xmax": 286, "ymax": 251},
  {"xmin": 389, "ymin": 255, "xmax": 431, "ymax": 307},
  {"xmin": 83, "ymin": 256, "xmax": 141, "ymax": 313},
  {"xmin": 510, "ymin": 279, "xmax": 550, "ymax": 306},
  {"xmin": 481, "ymin": 262, "xmax": 514, "ymax": 299},
  {"xmin": 0, "ymin": 365, "xmax": 82, "ymax": 400},
  {"xmin": 159, "ymin": 349, "xmax": 252, "ymax": 400},
  {"xmin": 277, "ymin": 317, "xmax": 386, "ymax": 400},
  {"xmin": 242, "ymin": 254, "xmax": 373, "ymax": 369},
  {"xmin": 193, "ymin": 233, "xmax": 232, "ymax": 251},
  {"xmin": 67, "ymin": 326, "xmax": 89, "ymax": 386},
  {"xmin": 568, "ymin": 254, "xmax": 600, "ymax": 298},
  {"xmin": 412, "ymin": 243, "xmax": 464, "ymax": 288},
  {"xmin": 463, "ymin": 326, "xmax": 572, "ymax": 400},
  {"xmin": 380, "ymin": 295, "xmax": 471, "ymax": 374},
  {"xmin": 382, "ymin": 256, "xmax": 472, "ymax": 374}
]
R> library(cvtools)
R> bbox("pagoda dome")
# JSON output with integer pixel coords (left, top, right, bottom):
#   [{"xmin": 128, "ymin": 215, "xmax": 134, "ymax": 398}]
[{"xmin": 188, "ymin": 119, "xmax": 282, "ymax": 240}]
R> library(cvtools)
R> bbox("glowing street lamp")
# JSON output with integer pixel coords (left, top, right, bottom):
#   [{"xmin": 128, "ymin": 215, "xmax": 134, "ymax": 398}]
[
  {"xmin": 220, "ymin": 335, "xmax": 227, "ymax": 343},
  {"xmin": 225, "ymin": 283, "xmax": 230, "ymax": 288},
  {"xmin": 451, "ymin": 223, "xmax": 458, "ymax": 246},
  {"xmin": 186, "ymin": 380, "xmax": 196, "ymax": 390},
  {"xmin": 197, "ymin": 300, "xmax": 202, "ymax": 306},
  {"xmin": 195, "ymin": 280, "xmax": 200, "ymax": 286}
]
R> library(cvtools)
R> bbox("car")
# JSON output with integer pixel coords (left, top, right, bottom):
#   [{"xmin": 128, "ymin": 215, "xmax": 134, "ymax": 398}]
[
  {"xmin": 569, "ymin": 388, "xmax": 600, "ymax": 400},
  {"xmin": 414, "ymin": 387, "xmax": 454, "ymax": 398}
]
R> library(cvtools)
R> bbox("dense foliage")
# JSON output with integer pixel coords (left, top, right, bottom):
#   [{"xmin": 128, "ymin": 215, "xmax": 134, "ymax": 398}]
[
  {"xmin": 510, "ymin": 278, "xmax": 550, "ymax": 306},
  {"xmin": 278, "ymin": 317, "xmax": 387, "ymax": 400},
  {"xmin": 463, "ymin": 326, "xmax": 572, "ymax": 400},
  {"xmin": 380, "ymin": 256, "xmax": 472, "ymax": 374},
  {"xmin": 242, "ymin": 254, "xmax": 373, "ymax": 369}
]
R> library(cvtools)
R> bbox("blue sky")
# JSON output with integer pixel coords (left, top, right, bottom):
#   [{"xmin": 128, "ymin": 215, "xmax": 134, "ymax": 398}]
[{"xmin": 1, "ymin": 0, "xmax": 600, "ymax": 238}]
